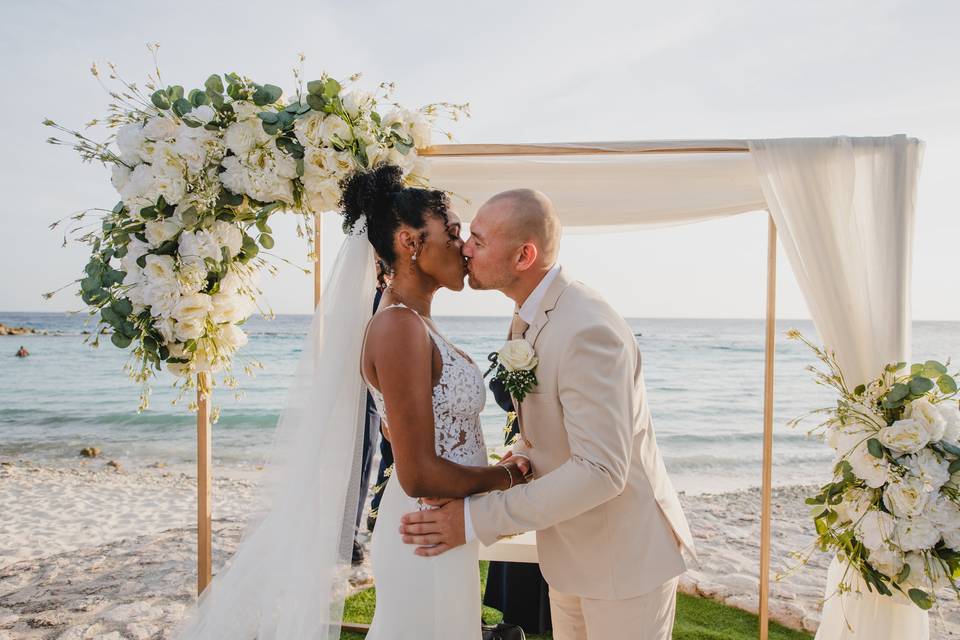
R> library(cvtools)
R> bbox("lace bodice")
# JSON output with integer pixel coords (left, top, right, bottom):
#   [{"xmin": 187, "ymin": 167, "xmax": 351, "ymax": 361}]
[{"xmin": 364, "ymin": 304, "xmax": 488, "ymax": 466}]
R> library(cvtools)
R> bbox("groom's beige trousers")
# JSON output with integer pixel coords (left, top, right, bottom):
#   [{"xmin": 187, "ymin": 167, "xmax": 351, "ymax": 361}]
[{"xmin": 548, "ymin": 576, "xmax": 679, "ymax": 640}]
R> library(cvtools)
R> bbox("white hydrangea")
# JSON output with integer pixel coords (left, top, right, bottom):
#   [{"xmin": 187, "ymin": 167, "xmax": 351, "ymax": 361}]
[
  {"xmin": 856, "ymin": 509, "xmax": 897, "ymax": 552},
  {"xmin": 144, "ymin": 217, "xmax": 184, "ymax": 248},
  {"xmin": 223, "ymin": 118, "xmax": 271, "ymax": 156},
  {"xmin": 895, "ymin": 516, "xmax": 941, "ymax": 552},
  {"xmin": 847, "ymin": 440, "xmax": 891, "ymax": 488},
  {"xmin": 924, "ymin": 494, "xmax": 960, "ymax": 529},
  {"xmin": 904, "ymin": 448, "xmax": 951, "ymax": 493},
  {"xmin": 142, "ymin": 116, "xmax": 178, "ymax": 142},
  {"xmin": 903, "ymin": 551, "xmax": 952, "ymax": 590},
  {"xmin": 868, "ymin": 543, "xmax": 905, "ymax": 578},
  {"xmin": 209, "ymin": 221, "xmax": 244, "ymax": 258},
  {"xmin": 938, "ymin": 401, "xmax": 960, "ymax": 445},
  {"xmin": 834, "ymin": 487, "xmax": 875, "ymax": 525},
  {"xmin": 115, "ymin": 122, "xmax": 146, "ymax": 165},
  {"xmin": 178, "ymin": 229, "xmax": 223, "ymax": 265}
]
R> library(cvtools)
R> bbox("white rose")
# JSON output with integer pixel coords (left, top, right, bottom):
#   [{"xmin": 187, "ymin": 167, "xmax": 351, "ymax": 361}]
[
  {"xmin": 847, "ymin": 440, "xmax": 891, "ymax": 488},
  {"xmin": 938, "ymin": 401, "xmax": 960, "ymax": 445},
  {"xmin": 120, "ymin": 238, "xmax": 150, "ymax": 275},
  {"xmin": 172, "ymin": 124, "xmax": 220, "ymax": 175},
  {"xmin": 303, "ymin": 176, "xmax": 342, "ymax": 214},
  {"xmin": 342, "ymin": 90, "xmax": 373, "ymax": 119},
  {"xmin": 896, "ymin": 516, "xmax": 941, "ymax": 551},
  {"xmin": 171, "ymin": 292, "xmax": 213, "ymax": 326},
  {"xmin": 177, "ymin": 260, "xmax": 207, "ymax": 296},
  {"xmin": 187, "ymin": 104, "xmax": 216, "ymax": 124},
  {"xmin": 218, "ymin": 323, "xmax": 249, "ymax": 350},
  {"xmin": 142, "ymin": 278, "xmax": 180, "ymax": 319},
  {"xmin": 868, "ymin": 544, "xmax": 905, "ymax": 578},
  {"xmin": 365, "ymin": 141, "xmax": 387, "ymax": 168},
  {"xmin": 834, "ymin": 487, "xmax": 875, "ymax": 525},
  {"xmin": 293, "ymin": 111, "xmax": 326, "ymax": 147},
  {"xmin": 166, "ymin": 343, "xmax": 191, "ymax": 377},
  {"xmin": 905, "ymin": 448, "xmax": 951, "ymax": 493},
  {"xmin": 224, "ymin": 119, "xmax": 270, "ymax": 155},
  {"xmin": 320, "ymin": 114, "xmax": 353, "ymax": 145},
  {"xmin": 856, "ymin": 509, "xmax": 897, "ymax": 552},
  {"xmin": 943, "ymin": 527, "xmax": 960, "ymax": 551},
  {"xmin": 210, "ymin": 291, "xmax": 253, "ymax": 325},
  {"xmin": 924, "ymin": 494, "xmax": 960, "ymax": 529},
  {"xmin": 142, "ymin": 254, "xmax": 176, "ymax": 282},
  {"xmin": 827, "ymin": 423, "xmax": 869, "ymax": 456},
  {"xmin": 173, "ymin": 318, "xmax": 205, "ymax": 342},
  {"xmin": 498, "ymin": 339, "xmax": 538, "ymax": 373},
  {"xmin": 879, "ymin": 418, "xmax": 930, "ymax": 454},
  {"xmin": 903, "ymin": 551, "xmax": 952, "ymax": 590},
  {"xmin": 218, "ymin": 154, "xmax": 249, "ymax": 196},
  {"xmin": 115, "ymin": 123, "xmax": 145, "ymax": 165},
  {"xmin": 144, "ymin": 217, "xmax": 183, "ymax": 247},
  {"xmin": 907, "ymin": 397, "xmax": 947, "ymax": 443},
  {"xmin": 142, "ymin": 116, "xmax": 178, "ymax": 141},
  {"xmin": 154, "ymin": 316, "xmax": 176, "ymax": 344},
  {"xmin": 883, "ymin": 475, "xmax": 931, "ymax": 518},
  {"xmin": 209, "ymin": 221, "xmax": 244, "ymax": 258},
  {"xmin": 111, "ymin": 164, "xmax": 131, "ymax": 193},
  {"xmin": 179, "ymin": 230, "xmax": 222, "ymax": 264},
  {"xmin": 409, "ymin": 112, "xmax": 432, "ymax": 148}
]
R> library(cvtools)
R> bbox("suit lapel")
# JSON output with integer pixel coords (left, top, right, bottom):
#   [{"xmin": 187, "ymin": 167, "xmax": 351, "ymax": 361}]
[{"xmin": 524, "ymin": 267, "xmax": 572, "ymax": 348}]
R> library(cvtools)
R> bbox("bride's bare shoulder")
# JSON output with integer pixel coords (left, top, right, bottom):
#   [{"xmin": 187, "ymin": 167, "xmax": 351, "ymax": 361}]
[{"xmin": 365, "ymin": 305, "xmax": 431, "ymax": 357}]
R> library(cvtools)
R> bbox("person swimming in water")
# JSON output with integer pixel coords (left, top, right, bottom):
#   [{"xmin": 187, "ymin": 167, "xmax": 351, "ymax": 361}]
[{"xmin": 15, "ymin": 346, "xmax": 29, "ymax": 358}]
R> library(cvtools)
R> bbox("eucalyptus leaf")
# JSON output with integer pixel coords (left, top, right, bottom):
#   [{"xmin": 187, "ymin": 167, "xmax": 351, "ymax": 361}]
[
  {"xmin": 259, "ymin": 233, "xmax": 275, "ymax": 250},
  {"xmin": 111, "ymin": 299, "xmax": 133, "ymax": 316},
  {"xmin": 257, "ymin": 111, "xmax": 280, "ymax": 124},
  {"xmin": 910, "ymin": 377, "xmax": 934, "ymax": 395},
  {"xmin": 323, "ymin": 78, "xmax": 341, "ymax": 98},
  {"xmin": 306, "ymin": 94, "xmax": 326, "ymax": 111},
  {"xmin": 306, "ymin": 79, "xmax": 325, "ymax": 95},
  {"xmin": 150, "ymin": 90, "xmax": 170, "ymax": 110},
  {"xmin": 888, "ymin": 383, "xmax": 911, "ymax": 402},
  {"xmin": 908, "ymin": 588, "xmax": 933, "ymax": 610},
  {"xmin": 925, "ymin": 360, "xmax": 948, "ymax": 375},
  {"xmin": 205, "ymin": 74, "xmax": 224, "ymax": 94},
  {"xmin": 949, "ymin": 459, "xmax": 960, "ymax": 475},
  {"xmin": 172, "ymin": 98, "xmax": 193, "ymax": 117},
  {"xmin": 938, "ymin": 375, "xmax": 958, "ymax": 395},
  {"xmin": 867, "ymin": 438, "xmax": 884, "ymax": 459},
  {"xmin": 110, "ymin": 332, "xmax": 132, "ymax": 349}
]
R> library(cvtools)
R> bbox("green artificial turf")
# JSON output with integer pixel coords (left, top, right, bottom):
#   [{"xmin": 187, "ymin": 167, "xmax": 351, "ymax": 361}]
[{"xmin": 340, "ymin": 561, "xmax": 814, "ymax": 639}]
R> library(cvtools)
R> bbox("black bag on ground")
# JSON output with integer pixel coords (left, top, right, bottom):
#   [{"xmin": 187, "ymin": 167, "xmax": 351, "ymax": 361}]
[{"xmin": 482, "ymin": 623, "xmax": 526, "ymax": 640}]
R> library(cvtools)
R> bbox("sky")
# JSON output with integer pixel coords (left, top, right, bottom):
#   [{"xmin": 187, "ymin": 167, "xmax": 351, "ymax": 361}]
[{"xmin": 1, "ymin": 0, "xmax": 957, "ymax": 320}]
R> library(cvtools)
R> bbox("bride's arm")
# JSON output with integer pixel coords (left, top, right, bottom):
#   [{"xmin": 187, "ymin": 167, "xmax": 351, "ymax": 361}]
[{"xmin": 367, "ymin": 308, "xmax": 525, "ymax": 498}]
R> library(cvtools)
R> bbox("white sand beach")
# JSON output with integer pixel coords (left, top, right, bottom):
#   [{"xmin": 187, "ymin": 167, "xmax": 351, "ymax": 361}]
[{"xmin": 1, "ymin": 458, "xmax": 958, "ymax": 639}]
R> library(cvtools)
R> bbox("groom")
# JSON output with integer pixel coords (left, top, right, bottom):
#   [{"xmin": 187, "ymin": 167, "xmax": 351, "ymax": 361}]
[{"xmin": 399, "ymin": 189, "xmax": 696, "ymax": 640}]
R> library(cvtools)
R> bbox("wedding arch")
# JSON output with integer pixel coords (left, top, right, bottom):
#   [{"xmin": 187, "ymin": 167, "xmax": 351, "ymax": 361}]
[{"xmin": 369, "ymin": 135, "xmax": 920, "ymax": 639}]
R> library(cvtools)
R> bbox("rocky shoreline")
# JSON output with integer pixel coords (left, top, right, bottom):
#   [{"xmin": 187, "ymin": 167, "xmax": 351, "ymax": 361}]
[{"xmin": 0, "ymin": 323, "xmax": 46, "ymax": 337}]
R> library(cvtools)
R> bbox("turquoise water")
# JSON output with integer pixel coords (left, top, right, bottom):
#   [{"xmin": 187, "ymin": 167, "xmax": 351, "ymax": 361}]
[{"xmin": 2, "ymin": 312, "xmax": 958, "ymax": 494}]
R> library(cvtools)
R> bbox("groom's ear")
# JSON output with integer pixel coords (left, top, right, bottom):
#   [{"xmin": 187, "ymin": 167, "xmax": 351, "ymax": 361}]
[{"xmin": 515, "ymin": 242, "xmax": 539, "ymax": 271}]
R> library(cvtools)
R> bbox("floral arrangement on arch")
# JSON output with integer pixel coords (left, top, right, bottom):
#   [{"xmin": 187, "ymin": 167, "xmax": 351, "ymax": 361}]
[
  {"xmin": 787, "ymin": 330, "xmax": 960, "ymax": 611},
  {"xmin": 45, "ymin": 48, "xmax": 466, "ymax": 410}
]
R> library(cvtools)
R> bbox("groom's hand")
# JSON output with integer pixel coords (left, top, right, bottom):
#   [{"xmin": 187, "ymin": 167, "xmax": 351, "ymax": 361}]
[{"xmin": 399, "ymin": 498, "xmax": 465, "ymax": 556}]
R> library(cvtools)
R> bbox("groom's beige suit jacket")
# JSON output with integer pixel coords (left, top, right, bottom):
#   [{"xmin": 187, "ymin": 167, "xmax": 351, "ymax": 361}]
[{"xmin": 469, "ymin": 268, "xmax": 695, "ymax": 600}]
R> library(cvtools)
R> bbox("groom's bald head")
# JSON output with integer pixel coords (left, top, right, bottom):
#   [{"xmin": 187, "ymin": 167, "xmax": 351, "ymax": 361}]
[
  {"xmin": 481, "ymin": 189, "xmax": 561, "ymax": 265},
  {"xmin": 462, "ymin": 188, "xmax": 562, "ymax": 296}
]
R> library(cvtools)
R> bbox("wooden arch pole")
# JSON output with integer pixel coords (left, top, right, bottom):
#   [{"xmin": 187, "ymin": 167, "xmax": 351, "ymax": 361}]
[
  {"xmin": 759, "ymin": 214, "xmax": 778, "ymax": 639},
  {"xmin": 197, "ymin": 371, "xmax": 212, "ymax": 595}
]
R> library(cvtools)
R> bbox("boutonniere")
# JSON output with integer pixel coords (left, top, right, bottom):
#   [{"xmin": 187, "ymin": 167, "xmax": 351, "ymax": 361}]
[{"xmin": 485, "ymin": 339, "xmax": 539, "ymax": 403}]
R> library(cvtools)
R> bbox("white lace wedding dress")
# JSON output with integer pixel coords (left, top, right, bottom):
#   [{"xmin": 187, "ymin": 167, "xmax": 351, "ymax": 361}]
[{"xmin": 363, "ymin": 303, "xmax": 488, "ymax": 640}]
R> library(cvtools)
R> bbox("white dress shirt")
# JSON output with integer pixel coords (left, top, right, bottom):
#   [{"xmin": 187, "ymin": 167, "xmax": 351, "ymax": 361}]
[{"xmin": 463, "ymin": 264, "xmax": 561, "ymax": 543}]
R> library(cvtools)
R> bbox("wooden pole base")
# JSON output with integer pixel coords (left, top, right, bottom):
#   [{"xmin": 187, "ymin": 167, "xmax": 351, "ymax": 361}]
[{"xmin": 197, "ymin": 372, "xmax": 212, "ymax": 595}]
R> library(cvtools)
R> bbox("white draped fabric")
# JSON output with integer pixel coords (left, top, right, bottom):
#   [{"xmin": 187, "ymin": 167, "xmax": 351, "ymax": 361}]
[
  {"xmin": 429, "ymin": 135, "xmax": 926, "ymax": 639},
  {"xmin": 749, "ymin": 135, "xmax": 926, "ymax": 639},
  {"xmin": 429, "ymin": 150, "xmax": 767, "ymax": 228}
]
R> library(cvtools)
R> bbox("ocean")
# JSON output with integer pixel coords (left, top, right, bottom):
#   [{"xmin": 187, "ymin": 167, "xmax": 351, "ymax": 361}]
[{"xmin": 1, "ymin": 312, "xmax": 958, "ymax": 494}]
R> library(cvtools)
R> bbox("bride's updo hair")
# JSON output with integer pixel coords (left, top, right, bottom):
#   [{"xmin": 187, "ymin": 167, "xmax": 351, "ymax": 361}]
[{"xmin": 340, "ymin": 164, "xmax": 450, "ymax": 272}]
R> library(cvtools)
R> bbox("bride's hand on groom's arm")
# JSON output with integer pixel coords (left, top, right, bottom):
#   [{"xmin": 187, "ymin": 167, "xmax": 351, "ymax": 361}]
[{"xmin": 498, "ymin": 450, "xmax": 532, "ymax": 479}]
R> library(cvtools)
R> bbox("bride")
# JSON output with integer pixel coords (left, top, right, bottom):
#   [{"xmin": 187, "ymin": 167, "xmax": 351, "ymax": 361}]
[
  {"xmin": 350, "ymin": 165, "xmax": 529, "ymax": 638},
  {"xmin": 171, "ymin": 163, "xmax": 529, "ymax": 639}
]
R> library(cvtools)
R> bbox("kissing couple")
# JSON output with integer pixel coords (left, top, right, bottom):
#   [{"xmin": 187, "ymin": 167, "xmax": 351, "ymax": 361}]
[{"xmin": 173, "ymin": 163, "xmax": 695, "ymax": 640}]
